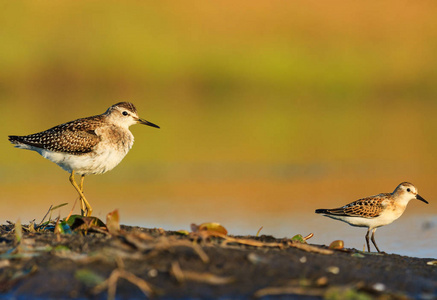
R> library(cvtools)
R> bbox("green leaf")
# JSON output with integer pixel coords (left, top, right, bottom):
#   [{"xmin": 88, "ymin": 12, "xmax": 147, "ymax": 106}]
[
  {"xmin": 54, "ymin": 245, "xmax": 70, "ymax": 252},
  {"xmin": 55, "ymin": 221, "xmax": 72, "ymax": 234},
  {"xmin": 75, "ymin": 269, "xmax": 105, "ymax": 287},
  {"xmin": 175, "ymin": 230, "xmax": 189, "ymax": 235},
  {"xmin": 351, "ymin": 253, "xmax": 365, "ymax": 258},
  {"xmin": 51, "ymin": 203, "xmax": 69, "ymax": 211},
  {"xmin": 291, "ymin": 234, "xmax": 306, "ymax": 244},
  {"xmin": 64, "ymin": 215, "xmax": 83, "ymax": 227}
]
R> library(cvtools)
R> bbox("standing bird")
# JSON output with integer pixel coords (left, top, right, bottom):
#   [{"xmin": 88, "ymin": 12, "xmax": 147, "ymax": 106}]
[
  {"xmin": 8, "ymin": 102, "xmax": 159, "ymax": 217},
  {"xmin": 315, "ymin": 182, "xmax": 428, "ymax": 252}
]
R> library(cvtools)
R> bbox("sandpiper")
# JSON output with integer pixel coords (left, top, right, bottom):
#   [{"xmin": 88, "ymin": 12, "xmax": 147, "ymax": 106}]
[
  {"xmin": 315, "ymin": 182, "xmax": 428, "ymax": 253},
  {"xmin": 8, "ymin": 102, "xmax": 159, "ymax": 217}
]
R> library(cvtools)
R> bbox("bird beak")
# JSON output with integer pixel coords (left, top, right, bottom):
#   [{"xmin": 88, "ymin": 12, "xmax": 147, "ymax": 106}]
[
  {"xmin": 416, "ymin": 194, "xmax": 429, "ymax": 204},
  {"xmin": 137, "ymin": 118, "xmax": 160, "ymax": 129}
]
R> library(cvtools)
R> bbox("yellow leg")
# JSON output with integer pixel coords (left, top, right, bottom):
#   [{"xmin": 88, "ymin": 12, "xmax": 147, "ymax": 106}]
[
  {"xmin": 69, "ymin": 171, "xmax": 93, "ymax": 217},
  {"xmin": 79, "ymin": 175, "xmax": 86, "ymax": 214}
]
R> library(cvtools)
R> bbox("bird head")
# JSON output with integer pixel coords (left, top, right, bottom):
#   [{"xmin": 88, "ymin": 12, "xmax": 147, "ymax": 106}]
[
  {"xmin": 393, "ymin": 182, "xmax": 428, "ymax": 205},
  {"xmin": 105, "ymin": 102, "xmax": 160, "ymax": 129}
]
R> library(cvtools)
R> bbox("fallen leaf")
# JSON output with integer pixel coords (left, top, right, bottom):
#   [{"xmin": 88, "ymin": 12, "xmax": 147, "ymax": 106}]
[
  {"xmin": 15, "ymin": 219, "xmax": 22, "ymax": 245},
  {"xmin": 75, "ymin": 269, "xmax": 105, "ymax": 287},
  {"xmin": 351, "ymin": 253, "xmax": 365, "ymax": 258},
  {"xmin": 175, "ymin": 230, "xmax": 189, "ymax": 235},
  {"xmin": 291, "ymin": 234, "xmax": 306, "ymax": 244},
  {"xmin": 68, "ymin": 216, "xmax": 106, "ymax": 232},
  {"xmin": 254, "ymin": 286, "xmax": 324, "ymax": 298},
  {"xmin": 55, "ymin": 220, "xmax": 72, "ymax": 234},
  {"xmin": 194, "ymin": 222, "xmax": 228, "ymax": 235},
  {"xmin": 329, "ymin": 240, "xmax": 344, "ymax": 250},
  {"xmin": 106, "ymin": 209, "xmax": 121, "ymax": 235},
  {"xmin": 54, "ymin": 245, "xmax": 71, "ymax": 252}
]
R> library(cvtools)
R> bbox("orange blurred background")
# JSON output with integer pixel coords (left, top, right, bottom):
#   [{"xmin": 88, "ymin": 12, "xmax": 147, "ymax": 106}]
[{"xmin": 0, "ymin": 1, "xmax": 436, "ymax": 257}]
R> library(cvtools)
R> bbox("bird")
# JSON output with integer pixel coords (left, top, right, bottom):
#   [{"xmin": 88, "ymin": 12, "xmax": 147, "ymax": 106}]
[
  {"xmin": 315, "ymin": 182, "xmax": 428, "ymax": 253},
  {"xmin": 8, "ymin": 102, "xmax": 159, "ymax": 217}
]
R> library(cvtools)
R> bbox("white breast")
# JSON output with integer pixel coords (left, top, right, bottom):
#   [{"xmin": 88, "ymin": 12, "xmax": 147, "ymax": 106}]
[{"xmin": 35, "ymin": 128, "xmax": 134, "ymax": 175}]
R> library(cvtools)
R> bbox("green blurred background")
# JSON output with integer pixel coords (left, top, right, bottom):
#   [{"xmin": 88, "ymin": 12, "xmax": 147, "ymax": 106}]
[{"xmin": 1, "ymin": 1, "xmax": 436, "ymax": 256}]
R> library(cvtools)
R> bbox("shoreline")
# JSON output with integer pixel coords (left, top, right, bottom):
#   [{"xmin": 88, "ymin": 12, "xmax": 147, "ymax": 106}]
[{"xmin": 0, "ymin": 224, "xmax": 436, "ymax": 299}]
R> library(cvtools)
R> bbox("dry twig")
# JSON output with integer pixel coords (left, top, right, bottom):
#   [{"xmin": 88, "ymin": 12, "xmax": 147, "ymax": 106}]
[
  {"xmin": 93, "ymin": 269, "xmax": 155, "ymax": 300},
  {"xmin": 170, "ymin": 261, "xmax": 234, "ymax": 285}
]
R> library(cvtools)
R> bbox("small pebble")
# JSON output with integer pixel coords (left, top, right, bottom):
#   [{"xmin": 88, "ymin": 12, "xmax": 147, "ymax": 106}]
[
  {"xmin": 0, "ymin": 260, "xmax": 10, "ymax": 268},
  {"xmin": 326, "ymin": 266, "xmax": 340, "ymax": 274},
  {"xmin": 316, "ymin": 276, "xmax": 328, "ymax": 286},
  {"xmin": 247, "ymin": 253, "xmax": 268, "ymax": 264},
  {"xmin": 373, "ymin": 283, "xmax": 385, "ymax": 292},
  {"xmin": 299, "ymin": 256, "xmax": 307, "ymax": 263},
  {"xmin": 148, "ymin": 269, "xmax": 158, "ymax": 277}
]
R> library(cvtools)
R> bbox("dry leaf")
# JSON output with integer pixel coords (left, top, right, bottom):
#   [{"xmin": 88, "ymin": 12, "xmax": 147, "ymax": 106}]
[
  {"xmin": 196, "ymin": 222, "xmax": 228, "ymax": 235},
  {"xmin": 329, "ymin": 240, "xmax": 344, "ymax": 250},
  {"xmin": 106, "ymin": 209, "xmax": 121, "ymax": 235}
]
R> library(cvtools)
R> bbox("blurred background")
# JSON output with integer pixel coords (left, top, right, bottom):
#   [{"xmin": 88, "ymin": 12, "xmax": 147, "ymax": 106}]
[{"xmin": 0, "ymin": 1, "xmax": 436, "ymax": 258}]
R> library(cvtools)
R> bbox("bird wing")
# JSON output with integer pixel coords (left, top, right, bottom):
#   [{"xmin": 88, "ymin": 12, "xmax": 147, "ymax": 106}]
[
  {"xmin": 325, "ymin": 193, "xmax": 390, "ymax": 218},
  {"xmin": 10, "ymin": 116, "xmax": 103, "ymax": 154}
]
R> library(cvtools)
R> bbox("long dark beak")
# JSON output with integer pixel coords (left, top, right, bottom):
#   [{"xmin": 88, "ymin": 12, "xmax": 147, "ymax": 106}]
[
  {"xmin": 416, "ymin": 194, "xmax": 429, "ymax": 204},
  {"xmin": 137, "ymin": 118, "xmax": 160, "ymax": 129}
]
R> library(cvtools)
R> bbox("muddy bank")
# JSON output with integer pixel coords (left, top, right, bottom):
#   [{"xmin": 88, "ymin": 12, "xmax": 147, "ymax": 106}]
[{"xmin": 0, "ymin": 223, "xmax": 436, "ymax": 299}]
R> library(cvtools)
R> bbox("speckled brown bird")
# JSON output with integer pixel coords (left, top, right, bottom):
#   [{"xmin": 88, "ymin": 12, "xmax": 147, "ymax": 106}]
[
  {"xmin": 8, "ymin": 102, "xmax": 159, "ymax": 217},
  {"xmin": 315, "ymin": 182, "xmax": 428, "ymax": 252}
]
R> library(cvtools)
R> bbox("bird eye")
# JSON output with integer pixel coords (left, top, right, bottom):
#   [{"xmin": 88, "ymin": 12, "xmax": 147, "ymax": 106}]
[
  {"xmin": 407, "ymin": 188, "xmax": 411, "ymax": 192},
  {"xmin": 122, "ymin": 111, "xmax": 128, "ymax": 116}
]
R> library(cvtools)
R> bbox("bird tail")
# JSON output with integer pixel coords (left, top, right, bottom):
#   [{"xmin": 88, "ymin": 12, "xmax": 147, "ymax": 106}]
[
  {"xmin": 8, "ymin": 136, "xmax": 31, "ymax": 150},
  {"xmin": 315, "ymin": 209, "xmax": 329, "ymax": 214},
  {"xmin": 8, "ymin": 135, "xmax": 20, "ymax": 144},
  {"xmin": 8, "ymin": 135, "xmax": 23, "ymax": 145}
]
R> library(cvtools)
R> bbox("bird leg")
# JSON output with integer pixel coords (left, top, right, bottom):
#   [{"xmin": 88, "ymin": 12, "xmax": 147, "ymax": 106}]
[
  {"xmin": 79, "ymin": 174, "xmax": 86, "ymax": 215},
  {"xmin": 370, "ymin": 228, "xmax": 381, "ymax": 253},
  {"xmin": 69, "ymin": 171, "xmax": 93, "ymax": 217},
  {"xmin": 365, "ymin": 229, "xmax": 371, "ymax": 252}
]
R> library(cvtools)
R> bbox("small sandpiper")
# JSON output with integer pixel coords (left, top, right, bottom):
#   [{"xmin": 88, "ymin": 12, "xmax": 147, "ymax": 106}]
[
  {"xmin": 315, "ymin": 182, "xmax": 428, "ymax": 253},
  {"xmin": 8, "ymin": 102, "xmax": 159, "ymax": 217}
]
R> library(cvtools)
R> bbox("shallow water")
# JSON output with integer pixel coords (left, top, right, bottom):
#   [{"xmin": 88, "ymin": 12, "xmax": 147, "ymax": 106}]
[
  {"xmin": 1, "ymin": 163, "xmax": 436, "ymax": 259},
  {"xmin": 123, "ymin": 214, "xmax": 437, "ymax": 259},
  {"xmin": 2, "ymin": 194, "xmax": 435, "ymax": 259}
]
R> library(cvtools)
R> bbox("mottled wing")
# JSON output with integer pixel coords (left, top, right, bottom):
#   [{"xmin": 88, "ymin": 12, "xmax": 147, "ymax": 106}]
[
  {"xmin": 10, "ymin": 116, "xmax": 102, "ymax": 154},
  {"xmin": 325, "ymin": 193, "xmax": 389, "ymax": 218}
]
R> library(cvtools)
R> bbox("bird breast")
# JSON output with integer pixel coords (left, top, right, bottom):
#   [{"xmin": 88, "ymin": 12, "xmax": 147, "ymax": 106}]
[
  {"xmin": 62, "ymin": 126, "xmax": 134, "ymax": 175},
  {"xmin": 97, "ymin": 125, "xmax": 135, "ymax": 153}
]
